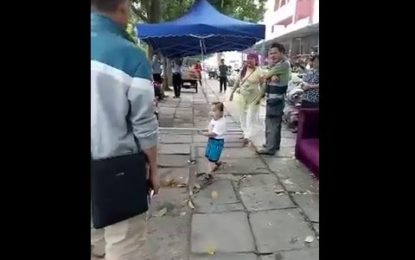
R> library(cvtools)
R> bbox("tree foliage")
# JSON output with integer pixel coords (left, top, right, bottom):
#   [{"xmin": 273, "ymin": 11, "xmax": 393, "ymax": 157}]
[{"xmin": 131, "ymin": 0, "xmax": 266, "ymax": 23}]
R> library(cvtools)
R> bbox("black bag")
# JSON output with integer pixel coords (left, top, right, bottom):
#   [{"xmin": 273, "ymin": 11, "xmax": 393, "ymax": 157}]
[{"xmin": 91, "ymin": 152, "xmax": 148, "ymax": 229}]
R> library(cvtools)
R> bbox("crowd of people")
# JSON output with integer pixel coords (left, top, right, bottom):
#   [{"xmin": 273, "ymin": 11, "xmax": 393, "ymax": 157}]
[{"xmin": 227, "ymin": 44, "xmax": 319, "ymax": 154}]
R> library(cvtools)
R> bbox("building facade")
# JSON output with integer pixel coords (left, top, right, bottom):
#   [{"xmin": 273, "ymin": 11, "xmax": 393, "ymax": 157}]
[{"xmin": 261, "ymin": 0, "xmax": 319, "ymax": 55}]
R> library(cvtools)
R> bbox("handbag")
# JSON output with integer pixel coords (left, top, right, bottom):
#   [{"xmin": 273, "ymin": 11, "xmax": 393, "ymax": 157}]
[{"xmin": 91, "ymin": 146, "xmax": 148, "ymax": 229}]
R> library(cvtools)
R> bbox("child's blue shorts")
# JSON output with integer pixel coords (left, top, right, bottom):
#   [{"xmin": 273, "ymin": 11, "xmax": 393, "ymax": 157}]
[{"xmin": 205, "ymin": 138, "xmax": 224, "ymax": 163}]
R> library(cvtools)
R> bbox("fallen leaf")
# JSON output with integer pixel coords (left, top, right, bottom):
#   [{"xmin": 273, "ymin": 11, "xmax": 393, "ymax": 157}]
[
  {"xmin": 188, "ymin": 199, "xmax": 195, "ymax": 209},
  {"xmin": 194, "ymin": 183, "xmax": 201, "ymax": 189},
  {"xmin": 161, "ymin": 176, "xmax": 173, "ymax": 186},
  {"xmin": 180, "ymin": 212, "xmax": 186, "ymax": 216},
  {"xmin": 304, "ymin": 235, "xmax": 314, "ymax": 243},
  {"xmin": 170, "ymin": 178, "xmax": 180, "ymax": 187},
  {"xmin": 283, "ymin": 179, "xmax": 295, "ymax": 185},
  {"xmin": 274, "ymin": 189, "xmax": 285, "ymax": 194},
  {"xmin": 207, "ymin": 245, "xmax": 215, "ymax": 255},
  {"xmin": 153, "ymin": 208, "xmax": 167, "ymax": 217},
  {"xmin": 176, "ymin": 183, "xmax": 187, "ymax": 188},
  {"xmin": 211, "ymin": 191, "xmax": 219, "ymax": 199}
]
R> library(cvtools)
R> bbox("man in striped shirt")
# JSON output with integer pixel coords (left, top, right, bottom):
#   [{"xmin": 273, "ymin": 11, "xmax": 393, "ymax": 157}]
[{"xmin": 257, "ymin": 43, "xmax": 291, "ymax": 155}]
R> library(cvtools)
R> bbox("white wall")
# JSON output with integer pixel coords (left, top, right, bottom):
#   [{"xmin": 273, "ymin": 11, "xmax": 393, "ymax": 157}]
[
  {"xmin": 312, "ymin": 0, "xmax": 319, "ymax": 24},
  {"xmin": 263, "ymin": 0, "xmax": 318, "ymax": 41}
]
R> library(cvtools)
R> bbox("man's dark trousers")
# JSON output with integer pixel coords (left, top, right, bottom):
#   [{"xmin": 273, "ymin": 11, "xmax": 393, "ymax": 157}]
[
  {"xmin": 264, "ymin": 98, "xmax": 285, "ymax": 153},
  {"xmin": 219, "ymin": 76, "xmax": 227, "ymax": 93}
]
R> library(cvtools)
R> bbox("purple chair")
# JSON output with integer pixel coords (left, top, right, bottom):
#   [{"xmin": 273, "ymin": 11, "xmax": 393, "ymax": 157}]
[{"xmin": 295, "ymin": 109, "xmax": 319, "ymax": 178}]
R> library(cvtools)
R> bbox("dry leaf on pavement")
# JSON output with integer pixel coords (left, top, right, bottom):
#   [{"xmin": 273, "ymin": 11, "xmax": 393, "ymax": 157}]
[
  {"xmin": 152, "ymin": 208, "xmax": 167, "ymax": 217},
  {"xmin": 188, "ymin": 199, "xmax": 195, "ymax": 209},
  {"xmin": 283, "ymin": 179, "xmax": 295, "ymax": 185},
  {"xmin": 304, "ymin": 235, "xmax": 314, "ymax": 243},
  {"xmin": 207, "ymin": 245, "xmax": 215, "ymax": 255},
  {"xmin": 211, "ymin": 191, "xmax": 219, "ymax": 199}
]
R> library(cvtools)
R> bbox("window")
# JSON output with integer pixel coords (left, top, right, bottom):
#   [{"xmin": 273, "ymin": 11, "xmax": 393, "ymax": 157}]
[{"xmin": 274, "ymin": 0, "xmax": 288, "ymax": 11}]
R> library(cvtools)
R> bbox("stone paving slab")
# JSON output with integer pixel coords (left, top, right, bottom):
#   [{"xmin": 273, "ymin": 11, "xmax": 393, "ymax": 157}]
[
  {"xmin": 240, "ymin": 186, "xmax": 295, "ymax": 212},
  {"xmin": 196, "ymin": 158, "xmax": 270, "ymax": 175},
  {"xmin": 238, "ymin": 175, "xmax": 295, "ymax": 211},
  {"xmin": 159, "ymin": 144, "xmax": 190, "ymax": 155},
  {"xmin": 239, "ymin": 174, "xmax": 279, "ymax": 188},
  {"xmin": 196, "ymin": 147, "xmax": 258, "ymax": 159},
  {"xmin": 193, "ymin": 180, "xmax": 244, "ymax": 213},
  {"xmin": 191, "ymin": 212, "xmax": 255, "ymax": 253},
  {"xmin": 292, "ymin": 194, "xmax": 319, "ymax": 223},
  {"xmin": 160, "ymin": 134, "xmax": 192, "ymax": 144},
  {"xmin": 175, "ymin": 113, "xmax": 194, "ymax": 120},
  {"xmin": 260, "ymin": 248, "xmax": 319, "ymax": 260},
  {"xmin": 174, "ymin": 118, "xmax": 193, "ymax": 125},
  {"xmin": 192, "ymin": 141, "xmax": 246, "ymax": 149},
  {"xmin": 159, "ymin": 118, "xmax": 174, "ymax": 127},
  {"xmin": 191, "ymin": 253, "xmax": 258, "ymax": 260},
  {"xmin": 222, "ymin": 147, "xmax": 258, "ymax": 158},
  {"xmin": 281, "ymin": 130, "xmax": 297, "ymax": 139},
  {"xmin": 250, "ymin": 209, "xmax": 318, "ymax": 253},
  {"xmin": 147, "ymin": 215, "xmax": 190, "ymax": 260},
  {"xmin": 159, "ymin": 167, "xmax": 189, "ymax": 185},
  {"xmin": 158, "ymin": 155, "xmax": 189, "ymax": 168},
  {"xmin": 149, "ymin": 187, "xmax": 190, "ymax": 217},
  {"xmin": 263, "ymin": 158, "xmax": 318, "ymax": 193},
  {"xmin": 275, "ymin": 147, "xmax": 296, "ymax": 158},
  {"xmin": 280, "ymin": 138, "xmax": 297, "ymax": 147},
  {"xmin": 178, "ymin": 123, "xmax": 195, "ymax": 128}
]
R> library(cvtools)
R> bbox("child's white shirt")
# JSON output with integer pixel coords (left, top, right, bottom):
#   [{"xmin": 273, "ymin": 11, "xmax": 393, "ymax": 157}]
[{"xmin": 208, "ymin": 117, "xmax": 226, "ymax": 139}]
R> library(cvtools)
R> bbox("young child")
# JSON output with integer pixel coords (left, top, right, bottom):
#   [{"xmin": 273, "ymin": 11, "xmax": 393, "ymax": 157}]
[{"xmin": 200, "ymin": 102, "xmax": 226, "ymax": 179}]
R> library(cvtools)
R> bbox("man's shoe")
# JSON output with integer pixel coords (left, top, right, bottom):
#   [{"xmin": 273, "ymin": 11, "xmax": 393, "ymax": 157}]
[{"xmin": 256, "ymin": 149, "xmax": 275, "ymax": 155}]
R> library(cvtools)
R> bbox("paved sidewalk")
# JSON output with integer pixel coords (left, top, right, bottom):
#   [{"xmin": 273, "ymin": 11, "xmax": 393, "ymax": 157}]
[{"xmin": 93, "ymin": 80, "xmax": 319, "ymax": 260}]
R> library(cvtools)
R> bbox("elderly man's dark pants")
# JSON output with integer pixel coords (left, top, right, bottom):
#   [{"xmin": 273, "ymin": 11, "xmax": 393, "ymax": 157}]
[{"xmin": 264, "ymin": 100, "xmax": 285, "ymax": 153}]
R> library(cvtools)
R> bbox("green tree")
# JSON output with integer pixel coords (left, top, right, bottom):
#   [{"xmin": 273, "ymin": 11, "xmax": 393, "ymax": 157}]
[{"xmin": 131, "ymin": 0, "xmax": 266, "ymax": 24}]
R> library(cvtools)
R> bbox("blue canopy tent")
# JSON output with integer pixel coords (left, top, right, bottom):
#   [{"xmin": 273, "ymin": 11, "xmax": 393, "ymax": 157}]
[{"xmin": 136, "ymin": 0, "xmax": 265, "ymax": 58}]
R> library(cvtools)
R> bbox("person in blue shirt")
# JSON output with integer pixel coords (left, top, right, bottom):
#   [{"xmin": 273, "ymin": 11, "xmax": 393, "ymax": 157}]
[{"xmin": 91, "ymin": 0, "xmax": 159, "ymax": 259}]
